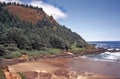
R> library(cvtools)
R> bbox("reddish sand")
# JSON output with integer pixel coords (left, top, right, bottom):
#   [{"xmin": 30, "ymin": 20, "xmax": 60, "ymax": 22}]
[{"xmin": 9, "ymin": 61, "xmax": 61, "ymax": 73}]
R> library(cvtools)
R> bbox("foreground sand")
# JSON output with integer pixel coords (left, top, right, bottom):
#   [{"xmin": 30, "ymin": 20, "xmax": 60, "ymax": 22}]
[{"xmin": 7, "ymin": 58, "xmax": 114, "ymax": 79}]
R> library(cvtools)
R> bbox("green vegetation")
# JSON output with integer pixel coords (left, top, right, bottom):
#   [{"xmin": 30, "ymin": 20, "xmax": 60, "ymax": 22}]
[
  {"xmin": 0, "ymin": 2, "xmax": 88, "ymax": 58},
  {"xmin": 17, "ymin": 72, "xmax": 26, "ymax": 79},
  {"xmin": 24, "ymin": 48, "xmax": 62, "ymax": 56},
  {"xmin": 0, "ymin": 69, "xmax": 6, "ymax": 79},
  {"xmin": 20, "ymin": 48, "xmax": 62, "ymax": 56},
  {"xmin": 3, "ymin": 51, "xmax": 22, "ymax": 59},
  {"xmin": 3, "ymin": 48, "xmax": 62, "ymax": 58},
  {"xmin": 70, "ymin": 42, "xmax": 87, "ymax": 51}
]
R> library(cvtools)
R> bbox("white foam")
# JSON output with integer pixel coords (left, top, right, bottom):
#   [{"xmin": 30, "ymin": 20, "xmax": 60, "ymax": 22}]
[
  {"xmin": 107, "ymin": 48, "xmax": 114, "ymax": 51},
  {"xmin": 81, "ymin": 55, "xmax": 87, "ymax": 58},
  {"xmin": 100, "ymin": 52, "xmax": 120, "ymax": 60},
  {"xmin": 116, "ymin": 48, "xmax": 120, "ymax": 51},
  {"xmin": 105, "ymin": 55, "xmax": 116, "ymax": 60},
  {"xmin": 86, "ymin": 52, "xmax": 120, "ymax": 62}
]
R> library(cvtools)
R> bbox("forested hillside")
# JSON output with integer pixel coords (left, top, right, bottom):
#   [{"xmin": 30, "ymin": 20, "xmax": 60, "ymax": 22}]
[{"xmin": 0, "ymin": 2, "xmax": 88, "ymax": 57}]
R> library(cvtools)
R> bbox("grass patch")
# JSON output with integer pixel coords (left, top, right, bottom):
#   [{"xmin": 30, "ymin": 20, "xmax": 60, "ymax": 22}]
[
  {"xmin": 22, "ymin": 48, "xmax": 62, "ymax": 56},
  {"xmin": 3, "ymin": 51, "xmax": 22, "ymax": 59},
  {"xmin": 45, "ymin": 48, "xmax": 62, "ymax": 55},
  {"xmin": 70, "ymin": 41, "xmax": 77, "ymax": 50},
  {"xmin": 0, "ymin": 69, "xmax": 6, "ymax": 79},
  {"xmin": 17, "ymin": 72, "xmax": 26, "ymax": 79},
  {"xmin": 3, "ymin": 48, "xmax": 63, "ymax": 59},
  {"xmin": 71, "ymin": 47, "xmax": 86, "ymax": 51}
]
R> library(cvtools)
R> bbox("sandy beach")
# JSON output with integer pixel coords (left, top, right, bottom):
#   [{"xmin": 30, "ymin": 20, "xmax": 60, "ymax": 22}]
[{"xmin": 7, "ymin": 57, "xmax": 118, "ymax": 79}]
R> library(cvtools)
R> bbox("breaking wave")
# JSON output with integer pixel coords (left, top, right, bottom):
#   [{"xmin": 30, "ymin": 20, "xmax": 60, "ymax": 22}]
[{"xmin": 84, "ymin": 52, "xmax": 120, "ymax": 62}]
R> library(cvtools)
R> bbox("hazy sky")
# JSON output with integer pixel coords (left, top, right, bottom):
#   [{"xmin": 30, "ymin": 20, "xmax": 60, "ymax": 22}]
[{"xmin": 1, "ymin": 0, "xmax": 120, "ymax": 41}]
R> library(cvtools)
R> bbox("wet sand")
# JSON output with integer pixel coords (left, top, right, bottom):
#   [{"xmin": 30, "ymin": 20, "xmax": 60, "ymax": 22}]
[{"xmin": 69, "ymin": 57, "xmax": 120, "ymax": 78}]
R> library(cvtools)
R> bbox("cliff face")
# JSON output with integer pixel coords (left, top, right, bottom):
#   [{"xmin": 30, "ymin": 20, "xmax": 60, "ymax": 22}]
[{"xmin": 0, "ymin": 2, "xmax": 88, "ymax": 55}]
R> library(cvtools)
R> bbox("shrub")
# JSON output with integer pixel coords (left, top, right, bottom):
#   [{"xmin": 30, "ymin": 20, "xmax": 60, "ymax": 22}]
[
  {"xmin": 49, "ymin": 35, "xmax": 69, "ymax": 49},
  {"xmin": 76, "ymin": 40, "xmax": 87, "ymax": 48}
]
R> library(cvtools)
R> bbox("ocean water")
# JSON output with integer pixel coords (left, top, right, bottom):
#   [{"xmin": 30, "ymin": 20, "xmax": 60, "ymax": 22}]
[
  {"xmin": 85, "ymin": 41, "xmax": 120, "ymax": 62},
  {"xmin": 88, "ymin": 41, "xmax": 120, "ymax": 49}
]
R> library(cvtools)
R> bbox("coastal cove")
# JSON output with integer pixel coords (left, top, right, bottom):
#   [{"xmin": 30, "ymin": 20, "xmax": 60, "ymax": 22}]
[
  {"xmin": 3, "ymin": 51, "xmax": 120, "ymax": 79},
  {"xmin": 0, "ymin": 1, "xmax": 120, "ymax": 79},
  {"xmin": 1, "ymin": 46, "xmax": 120, "ymax": 79}
]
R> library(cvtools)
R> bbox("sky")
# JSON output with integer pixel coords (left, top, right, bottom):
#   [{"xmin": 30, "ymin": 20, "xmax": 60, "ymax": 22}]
[{"xmin": 0, "ymin": 0, "xmax": 120, "ymax": 41}]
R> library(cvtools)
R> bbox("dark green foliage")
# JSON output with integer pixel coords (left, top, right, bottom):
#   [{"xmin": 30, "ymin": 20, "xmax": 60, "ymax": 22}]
[
  {"xmin": 76, "ymin": 40, "xmax": 88, "ymax": 48},
  {"xmin": 49, "ymin": 35, "xmax": 67, "ymax": 49},
  {"xmin": 0, "ymin": 2, "xmax": 88, "ymax": 57},
  {"xmin": 29, "ymin": 34, "xmax": 46, "ymax": 50},
  {"xmin": 0, "ymin": 45, "xmax": 5, "ymax": 56}
]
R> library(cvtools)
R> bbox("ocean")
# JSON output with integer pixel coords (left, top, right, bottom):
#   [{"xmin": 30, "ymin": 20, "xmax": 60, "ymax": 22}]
[
  {"xmin": 85, "ymin": 41, "xmax": 120, "ymax": 62},
  {"xmin": 88, "ymin": 41, "xmax": 120, "ymax": 49},
  {"xmin": 70, "ymin": 41, "xmax": 120, "ymax": 77}
]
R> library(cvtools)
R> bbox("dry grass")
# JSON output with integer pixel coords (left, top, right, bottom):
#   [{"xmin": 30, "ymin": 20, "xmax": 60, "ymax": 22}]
[
  {"xmin": 6, "ymin": 5, "xmax": 58, "ymax": 26},
  {"xmin": 6, "ymin": 5, "xmax": 46, "ymax": 24}
]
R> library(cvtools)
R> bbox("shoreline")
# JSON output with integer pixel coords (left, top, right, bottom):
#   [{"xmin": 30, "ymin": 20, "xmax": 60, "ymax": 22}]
[
  {"xmin": 1, "ymin": 48, "xmax": 106, "ymax": 66},
  {"xmin": 1, "ymin": 48, "xmax": 120, "ymax": 79},
  {"xmin": 8, "ymin": 58, "xmax": 114, "ymax": 79}
]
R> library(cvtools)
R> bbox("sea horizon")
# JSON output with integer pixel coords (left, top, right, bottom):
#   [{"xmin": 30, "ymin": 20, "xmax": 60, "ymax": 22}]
[{"xmin": 87, "ymin": 40, "xmax": 120, "ymax": 42}]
